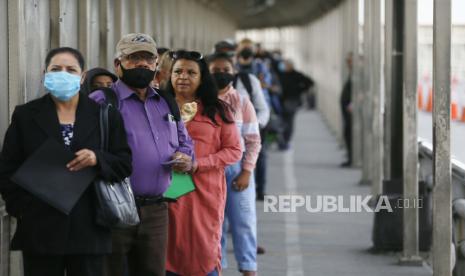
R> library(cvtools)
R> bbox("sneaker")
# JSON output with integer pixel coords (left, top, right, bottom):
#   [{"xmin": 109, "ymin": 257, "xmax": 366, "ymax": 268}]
[{"xmin": 257, "ymin": 245, "xmax": 266, "ymax": 254}]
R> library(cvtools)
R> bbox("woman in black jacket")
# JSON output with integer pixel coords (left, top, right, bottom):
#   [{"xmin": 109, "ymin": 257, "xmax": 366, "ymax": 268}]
[{"xmin": 0, "ymin": 47, "xmax": 132, "ymax": 276}]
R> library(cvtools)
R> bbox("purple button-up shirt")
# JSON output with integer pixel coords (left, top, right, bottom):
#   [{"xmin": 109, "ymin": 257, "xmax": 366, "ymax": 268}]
[{"xmin": 89, "ymin": 80, "xmax": 194, "ymax": 196}]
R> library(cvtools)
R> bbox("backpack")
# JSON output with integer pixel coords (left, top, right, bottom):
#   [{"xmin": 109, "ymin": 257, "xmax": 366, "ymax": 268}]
[
  {"xmin": 233, "ymin": 72, "xmax": 253, "ymax": 98},
  {"xmin": 99, "ymin": 87, "xmax": 181, "ymax": 122}
]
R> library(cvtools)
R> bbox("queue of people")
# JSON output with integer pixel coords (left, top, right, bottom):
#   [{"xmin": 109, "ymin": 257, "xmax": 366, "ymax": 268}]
[{"xmin": 0, "ymin": 32, "xmax": 314, "ymax": 276}]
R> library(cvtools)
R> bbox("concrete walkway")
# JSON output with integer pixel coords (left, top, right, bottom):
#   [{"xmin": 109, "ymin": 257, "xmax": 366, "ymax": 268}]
[{"xmin": 223, "ymin": 110, "xmax": 432, "ymax": 276}]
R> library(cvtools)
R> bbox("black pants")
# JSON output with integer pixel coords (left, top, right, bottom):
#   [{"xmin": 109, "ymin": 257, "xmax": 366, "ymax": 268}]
[
  {"xmin": 282, "ymin": 110, "xmax": 297, "ymax": 144},
  {"xmin": 342, "ymin": 113, "xmax": 352, "ymax": 163},
  {"xmin": 23, "ymin": 253, "xmax": 104, "ymax": 276},
  {"xmin": 255, "ymin": 144, "xmax": 268, "ymax": 197},
  {"xmin": 104, "ymin": 202, "xmax": 168, "ymax": 276}
]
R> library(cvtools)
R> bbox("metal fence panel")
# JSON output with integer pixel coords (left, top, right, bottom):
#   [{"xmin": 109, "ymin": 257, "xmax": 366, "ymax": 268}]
[
  {"xmin": 78, "ymin": 0, "xmax": 101, "ymax": 69},
  {"xmin": 0, "ymin": 0, "xmax": 9, "ymax": 143},
  {"xmin": 1, "ymin": 207, "xmax": 9, "ymax": 276},
  {"xmin": 59, "ymin": 0, "xmax": 78, "ymax": 47},
  {"xmin": 24, "ymin": 0, "xmax": 50, "ymax": 101}
]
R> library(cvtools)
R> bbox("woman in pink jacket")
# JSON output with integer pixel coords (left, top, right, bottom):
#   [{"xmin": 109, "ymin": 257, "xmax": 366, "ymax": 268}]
[
  {"xmin": 165, "ymin": 50, "xmax": 242, "ymax": 276},
  {"xmin": 208, "ymin": 52, "xmax": 261, "ymax": 276}
]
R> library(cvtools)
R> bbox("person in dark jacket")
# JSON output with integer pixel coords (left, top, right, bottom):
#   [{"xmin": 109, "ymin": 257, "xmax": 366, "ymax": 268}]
[
  {"xmin": 340, "ymin": 53, "xmax": 353, "ymax": 167},
  {"xmin": 81, "ymin": 67, "xmax": 118, "ymax": 96},
  {"xmin": 278, "ymin": 59, "xmax": 314, "ymax": 150},
  {"xmin": 0, "ymin": 47, "xmax": 132, "ymax": 276}
]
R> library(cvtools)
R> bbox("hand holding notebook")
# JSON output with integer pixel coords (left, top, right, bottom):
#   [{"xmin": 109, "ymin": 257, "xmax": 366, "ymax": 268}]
[
  {"xmin": 164, "ymin": 172, "xmax": 196, "ymax": 200},
  {"xmin": 11, "ymin": 138, "xmax": 97, "ymax": 214}
]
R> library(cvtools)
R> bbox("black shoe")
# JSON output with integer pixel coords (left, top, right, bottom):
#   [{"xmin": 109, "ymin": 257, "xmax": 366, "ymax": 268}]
[
  {"xmin": 256, "ymin": 194, "xmax": 265, "ymax": 201},
  {"xmin": 278, "ymin": 143, "xmax": 290, "ymax": 151},
  {"xmin": 257, "ymin": 245, "xmax": 266, "ymax": 255},
  {"xmin": 340, "ymin": 161, "xmax": 351, "ymax": 167}
]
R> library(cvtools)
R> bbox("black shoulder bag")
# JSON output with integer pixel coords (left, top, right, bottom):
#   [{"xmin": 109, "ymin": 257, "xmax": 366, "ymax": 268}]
[{"xmin": 94, "ymin": 104, "xmax": 140, "ymax": 228}]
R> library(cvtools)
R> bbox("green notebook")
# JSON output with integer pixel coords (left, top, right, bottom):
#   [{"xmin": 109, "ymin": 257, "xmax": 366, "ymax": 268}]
[{"xmin": 164, "ymin": 172, "xmax": 196, "ymax": 200}]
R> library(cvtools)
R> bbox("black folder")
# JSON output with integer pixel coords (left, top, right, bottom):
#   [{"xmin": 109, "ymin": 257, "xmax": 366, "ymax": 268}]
[{"xmin": 11, "ymin": 138, "xmax": 97, "ymax": 214}]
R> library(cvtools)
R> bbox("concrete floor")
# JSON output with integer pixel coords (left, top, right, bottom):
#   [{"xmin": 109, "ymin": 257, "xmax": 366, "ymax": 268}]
[{"xmin": 223, "ymin": 110, "xmax": 432, "ymax": 276}]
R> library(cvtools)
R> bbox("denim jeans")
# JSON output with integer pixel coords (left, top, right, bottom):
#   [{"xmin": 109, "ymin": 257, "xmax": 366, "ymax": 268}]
[{"xmin": 221, "ymin": 161, "xmax": 258, "ymax": 271}]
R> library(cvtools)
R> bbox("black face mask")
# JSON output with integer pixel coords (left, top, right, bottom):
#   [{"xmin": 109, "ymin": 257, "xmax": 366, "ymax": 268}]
[
  {"xmin": 120, "ymin": 64, "xmax": 156, "ymax": 89},
  {"xmin": 239, "ymin": 48, "xmax": 254, "ymax": 59},
  {"xmin": 212, "ymin": 72, "xmax": 234, "ymax": 90}
]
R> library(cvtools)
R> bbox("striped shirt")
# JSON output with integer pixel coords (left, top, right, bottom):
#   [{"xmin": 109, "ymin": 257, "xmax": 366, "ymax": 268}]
[{"xmin": 219, "ymin": 86, "xmax": 261, "ymax": 171}]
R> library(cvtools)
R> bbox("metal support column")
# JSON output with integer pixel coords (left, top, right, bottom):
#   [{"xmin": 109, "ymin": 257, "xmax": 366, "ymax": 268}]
[
  {"xmin": 369, "ymin": 0, "xmax": 382, "ymax": 198},
  {"xmin": 432, "ymin": 0, "xmax": 452, "ymax": 274},
  {"xmin": 7, "ymin": 2, "xmax": 25, "ymax": 274},
  {"xmin": 8, "ymin": 0, "xmax": 25, "ymax": 109},
  {"xmin": 383, "ymin": 0, "xmax": 393, "ymax": 180},
  {"xmin": 390, "ymin": 0, "xmax": 404, "ymax": 185},
  {"xmin": 360, "ymin": 0, "xmax": 373, "ymax": 187},
  {"xmin": 399, "ymin": 0, "xmax": 422, "ymax": 266},
  {"xmin": 0, "ymin": 0, "xmax": 9, "ymax": 139},
  {"xmin": 371, "ymin": 0, "xmax": 405, "ymax": 252},
  {"xmin": 351, "ymin": 0, "xmax": 362, "ymax": 168}
]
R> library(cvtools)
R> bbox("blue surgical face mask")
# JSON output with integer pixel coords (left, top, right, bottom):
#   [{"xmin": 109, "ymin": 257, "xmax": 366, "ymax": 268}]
[
  {"xmin": 278, "ymin": 61, "xmax": 286, "ymax": 72},
  {"xmin": 44, "ymin": 71, "xmax": 81, "ymax": 101}
]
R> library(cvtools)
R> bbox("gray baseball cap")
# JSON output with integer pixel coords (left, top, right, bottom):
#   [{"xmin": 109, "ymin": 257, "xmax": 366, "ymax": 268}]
[{"xmin": 116, "ymin": 33, "xmax": 157, "ymax": 57}]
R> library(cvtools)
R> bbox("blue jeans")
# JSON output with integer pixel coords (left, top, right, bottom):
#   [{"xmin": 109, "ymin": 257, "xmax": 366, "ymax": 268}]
[{"xmin": 221, "ymin": 161, "xmax": 258, "ymax": 271}]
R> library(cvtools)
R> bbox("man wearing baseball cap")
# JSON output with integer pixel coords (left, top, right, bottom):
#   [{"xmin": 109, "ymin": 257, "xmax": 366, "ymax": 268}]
[
  {"xmin": 214, "ymin": 39, "xmax": 237, "ymax": 57},
  {"xmin": 89, "ymin": 33, "xmax": 194, "ymax": 276}
]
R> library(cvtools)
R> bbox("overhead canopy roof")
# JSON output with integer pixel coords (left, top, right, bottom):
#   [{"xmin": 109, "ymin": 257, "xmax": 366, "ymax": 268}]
[{"xmin": 211, "ymin": 0, "xmax": 344, "ymax": 29}]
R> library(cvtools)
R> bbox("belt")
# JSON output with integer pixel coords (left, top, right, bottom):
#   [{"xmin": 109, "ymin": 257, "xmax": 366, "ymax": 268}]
[{"xmin": 134, "ymin": 195, "xmax": 165, "ymax": 206}]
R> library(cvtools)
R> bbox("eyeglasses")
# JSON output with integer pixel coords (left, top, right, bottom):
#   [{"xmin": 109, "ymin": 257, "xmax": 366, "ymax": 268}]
[
  {"xmin": 120, "ymin": 52, "xmax": 158, "ymax": 65},
  {"xmin": 169, "ymin": 50, "xmax": 203, "ymax": 61}
]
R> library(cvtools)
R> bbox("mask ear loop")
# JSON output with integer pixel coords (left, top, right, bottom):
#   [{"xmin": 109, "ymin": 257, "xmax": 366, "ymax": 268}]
[
  {"xmin": 41, "ymin": 72, "xmax": 47, "ymax": 94},
  {"xmin": 80, "ymin": 71, "xmax": 87, "ymax": 86}
]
